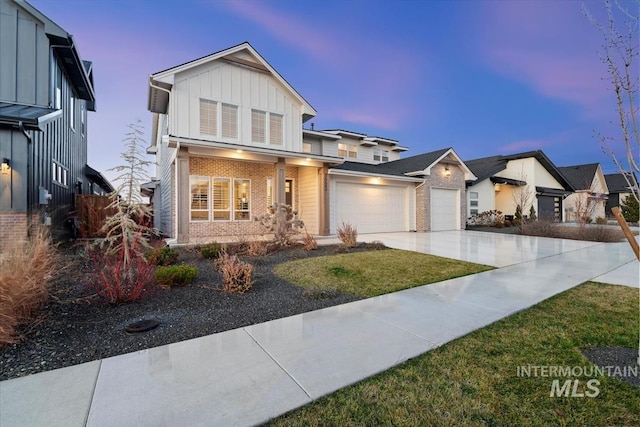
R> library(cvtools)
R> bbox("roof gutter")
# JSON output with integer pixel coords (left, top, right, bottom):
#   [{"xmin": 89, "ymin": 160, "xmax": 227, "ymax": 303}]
[
  {"xmin": 18, "ymin": 122, "xmax": 33, "ymax": 237},
  {"xmin": 329, "ymin": 168, "xmax": 424, "ymax": 183}
]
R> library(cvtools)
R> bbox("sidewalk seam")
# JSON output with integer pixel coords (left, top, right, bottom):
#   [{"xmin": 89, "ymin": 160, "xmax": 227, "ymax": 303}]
[
  {"xmin": 242, "ymin": 328, "xmax": 312, "ymax": 399},
  {"xmin": 83, "ymin": 360, "xmax": 102, "ymax": 427}
]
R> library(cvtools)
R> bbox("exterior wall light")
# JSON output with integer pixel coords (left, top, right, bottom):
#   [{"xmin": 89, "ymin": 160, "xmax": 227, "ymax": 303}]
[
  {"xmin": 444, "ymin": 165, "xmax": 451, "ymax": 177},
  {"xmin": 1, "ymin": 158, "xmax": 10, "ymax": 175}
]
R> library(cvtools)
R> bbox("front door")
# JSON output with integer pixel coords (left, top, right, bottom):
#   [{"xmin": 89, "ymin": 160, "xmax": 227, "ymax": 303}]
[{"xmin": 285, "ymin": 179, "xmax": 293, "ymax": 206}]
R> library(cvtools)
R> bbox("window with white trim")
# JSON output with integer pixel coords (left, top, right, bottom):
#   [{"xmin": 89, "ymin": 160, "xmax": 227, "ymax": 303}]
[
  {"xmin": 200, "ymin": 99, "xmax": 217, "ymax": 135},
  {"xmin": 373, "ymin": 149, "xmax": 389, "ymax": 162},
  {"xmin": 266, "ymin": 177, "xmax": 273, "ymax": 207},
  {"xmin": 470, "ymin": 191, "xmax": 479, "ymax": 216},
  {"xmin": 213, "ymin": 178, "xmax": 231, "ymax": 221},
  {"xmin": 69, "ymin": 95, "xmax": 75, "ymax": 131},
  {"xmin": 199, "ymin": 99, "xmax": 238, "ymax": 139},
  {"xmin": 221, "ymin": 103, "xmax": 238, "ymax": 139},
  {"xmin": 269, "ymin": 114, "xmax": 283, "ymax": 145},
  {"xmin": 190, "ymin": 176, "xmax": 210, "ymax": 221},
  {"xmin": 338, "ymin": 143, "xmax": 357, "ymax": 159},
  {"xmin": 234, "ymin": 179, "xmax": 251, "ymax": 220},
  {"xmin": 252, "ymin": 110, "xmax": 283, "ymax": 145},
  {"xmin": 52, "ymin": 161, "xmax": 68, "ymax": 186}
]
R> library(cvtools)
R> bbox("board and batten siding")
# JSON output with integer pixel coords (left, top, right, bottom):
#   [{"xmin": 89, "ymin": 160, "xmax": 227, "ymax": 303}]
[
  {"xmin": 0, "ymin": 0, "xmax": 49, "ymax": 105},
  {"xmin": 170, "ymin": 61, "xmax": 304, "ymax": 152},
  {"xmin": 298, "ymin": 167, "xmax": 319, "ymax": 235}
]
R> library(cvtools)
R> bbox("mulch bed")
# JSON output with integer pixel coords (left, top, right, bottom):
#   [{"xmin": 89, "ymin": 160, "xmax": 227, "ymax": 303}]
[{"xmin": 0, "ymin": 243, "xmax": 368, "ymax": 381}]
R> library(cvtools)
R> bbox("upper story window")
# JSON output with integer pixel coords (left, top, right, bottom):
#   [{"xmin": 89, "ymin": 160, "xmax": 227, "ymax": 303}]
[
  {"xmin": 52, "ymin": 161, "xmax": 68, "ymax": 187},
  {"xmin": 81, "ymin": 102, "xmax": 86, "ymax": 136},
  {"xmin": 338, "ymin": 143, "xmax": 357, "ymax": 159},
  {"xmin": 303, "ymin": 142, "xmax": 312, "ymax": 153},
  {"xmin": 252, "ymin": 110, "xmax": 283, "ymax": 145},
  {"xmin": 69, "ymin": 95, "xmax": 75, "ymax": 131},
  {"xmin": 199, "ymin": 99, "xmax": 238, "ymax": 140},
  {"xmin": 54, "ymin": 62, "xmax": 62, "ymax": 109},
  {"xmin": 374, "ymin": 149, "xmax": 389, "ymax": 162}
]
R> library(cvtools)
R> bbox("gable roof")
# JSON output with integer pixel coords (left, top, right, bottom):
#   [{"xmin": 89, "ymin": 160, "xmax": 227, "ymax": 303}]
[
  {"xmin": 605, "ymin": 172, "xmax": 638, "ymax": 193},
  {"xmin": 465, "ymin": 150, "xmax": 573, "ymax": 190},
  {"xmin": 557, "ymin": 163, "xmax": 600, "ymax": 190},
  {"xmin": 148, "ymin": 42, "xmax": 316, "ymax": 121},
  {"xmin": 330, "ymin": 148, "xmax": 476, "ymax": 181},
  {"xmin": 16, "ymin": 0, "xmax": 96, "ymax": 110}
]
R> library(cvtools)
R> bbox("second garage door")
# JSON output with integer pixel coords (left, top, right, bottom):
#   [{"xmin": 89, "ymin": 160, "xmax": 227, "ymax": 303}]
[
  {"xmin": 334, "ymin": 182, "xmax": 408, "ymax": 233},
  {"xmin": 431, "ymin": 188, "xmax": 459, "ymax": 231}
]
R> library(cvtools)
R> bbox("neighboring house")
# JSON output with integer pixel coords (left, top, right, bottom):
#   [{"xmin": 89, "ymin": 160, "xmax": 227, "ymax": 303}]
[
  {"xmin": 558, "ymin": 163, "xmax": 608, "ymax": 222},
  {"xmin": 146, "ymin": 42, "xmax": 476, "ymax": 243},
  {"xmin": 604, "ymin": 172, "xmax": 638, "ymax": 217},
  {"xmin": 465, "ymin": 151, "xmax": 574, "ymax": 221},
  {"xmin": 0, "ymin": 0, "xmax": 110, "ymax": 244}
]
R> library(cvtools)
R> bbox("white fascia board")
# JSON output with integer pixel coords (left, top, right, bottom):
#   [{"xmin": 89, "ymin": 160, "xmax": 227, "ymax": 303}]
[
  {"xmin": 303, "ymin": 129, "xmax": 342, "ymax": 140},
  {"xmin": 329, "ymin": 169, "xmax": 423, "ymax": 183},
  {"xmin": 170, "ymin": 136, "xmax": 344, "ymax": 164}
]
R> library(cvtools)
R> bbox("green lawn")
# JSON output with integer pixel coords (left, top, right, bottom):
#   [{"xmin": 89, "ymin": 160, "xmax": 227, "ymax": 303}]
[
  {"xmin": 269, "ymin": 282, "xmax": 639, "ymax": 426},
  {"xmin": 274, "ymin": 249, "xmax": 493, "ymax": 297}
]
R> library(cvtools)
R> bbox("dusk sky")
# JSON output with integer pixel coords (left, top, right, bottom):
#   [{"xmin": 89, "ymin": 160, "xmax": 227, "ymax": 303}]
[{"xmin": 29, "ymin": 0, "xmax": 638, "ymax": 184}]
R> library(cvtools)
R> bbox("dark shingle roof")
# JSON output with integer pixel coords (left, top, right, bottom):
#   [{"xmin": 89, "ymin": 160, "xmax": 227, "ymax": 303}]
[
  {"xmin": 605, "ymin": 173, "xmax": 638, "ymax": 193},
  {"xmin": 330, "ymin": 148, "xmax": 451, "ymax": 177},
  {"xmin": 465, "ymin": 150, "xmax": 574, "ymax": 190},
  {"xmin": 557, "ymin": 163, "xmax": 599, "ymax": 190}
]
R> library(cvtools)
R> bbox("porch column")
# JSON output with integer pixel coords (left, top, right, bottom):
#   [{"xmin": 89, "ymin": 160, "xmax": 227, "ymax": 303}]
[
  {"xmin": 318, "ymin": 164, "xmax": 330, "ymax": 235},
  {"xmin": 274, "ymin": 158, "xmax": 286, "ymax": 204},
  {"xmin": 176, "ymin": 152, "xmax": 189, "ymax": 244}
]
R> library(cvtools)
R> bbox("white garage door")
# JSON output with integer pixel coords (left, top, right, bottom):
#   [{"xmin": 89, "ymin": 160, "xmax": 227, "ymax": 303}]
[
  {"xmin": 335, "ymin": 182, "xmax": 408, "ymax": 233},
  {"xmin": 431, "ymin": 188, "xmax": 459, "ymax": 231}
]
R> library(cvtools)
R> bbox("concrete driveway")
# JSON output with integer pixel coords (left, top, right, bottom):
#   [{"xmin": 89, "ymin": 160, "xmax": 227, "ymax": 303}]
[{"xmin": 1, "ymin": 231, "xmax": 638, "ymax": 427}]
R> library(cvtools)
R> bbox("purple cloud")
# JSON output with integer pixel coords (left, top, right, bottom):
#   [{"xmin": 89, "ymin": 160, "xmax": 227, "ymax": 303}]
[
  {"xmin": 221, "ymin": 1, "xmax": 421, "ymax": 131},
  {"xmin": 472, "ymin": 1, "xmax": 618, "ymax": 119}
]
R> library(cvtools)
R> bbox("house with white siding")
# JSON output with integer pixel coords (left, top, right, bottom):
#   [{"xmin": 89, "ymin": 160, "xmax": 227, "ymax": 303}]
[
  {"xmin": 465, "ymin": 151, "xmax": 574, "ymax": 222},
  {"xmin": 557, "ymin": 163, "xmax": 608, "ymax": 222},
  {"xmin": 146, "ymin": 42, "xmax": 476, "ymax": 243}
]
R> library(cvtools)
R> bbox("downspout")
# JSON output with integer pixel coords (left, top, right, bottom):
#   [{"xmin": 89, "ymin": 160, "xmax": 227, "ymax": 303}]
[{"xmin": 18, "ymin": 122, "xmax": 32, "ymax": 237}]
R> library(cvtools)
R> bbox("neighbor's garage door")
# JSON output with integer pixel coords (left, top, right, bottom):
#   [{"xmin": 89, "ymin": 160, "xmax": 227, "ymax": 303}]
[
  {"xmin": 335, "ymin": 182, "xmax": 408, "ymax": 233},
  {"xmin": 431, "ymin": 188, "xmax": 459, "ymax": 231}
]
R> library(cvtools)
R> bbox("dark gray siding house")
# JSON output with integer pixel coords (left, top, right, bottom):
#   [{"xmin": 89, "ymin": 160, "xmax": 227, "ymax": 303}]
[{"xmin": 0, "ymin": 0, "xmax": 111, "ymax": 245}]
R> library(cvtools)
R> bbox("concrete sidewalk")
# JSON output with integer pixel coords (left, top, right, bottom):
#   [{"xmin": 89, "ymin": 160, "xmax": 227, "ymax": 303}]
[{"xmin": 1, "ymin": 232, "xmax": 638, "ymax": 427}]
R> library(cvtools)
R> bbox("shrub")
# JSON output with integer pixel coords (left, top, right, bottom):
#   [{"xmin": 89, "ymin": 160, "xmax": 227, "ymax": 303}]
[
  {"xmin": 217, "ymin": 253, "xmax": 254, "ymax": 293},
  {"xmin": 519, "ymin": 220, "xmax": 559, "ymax": 238},
  {"xmin": 254, "ymin": 203, "xmax": 304, "ymax": 247},
  {"xmin": 156, "ymin": 264, "xmax": 197, "ymax": 287},
  {"xmin": 201, "ymin": 242, "xmax": 223, "ymax": 259},
  {"xmin": 528, "ymin": 205, "xmax": 537, "ymax": 221},
  {"xmin": 620, "ymin": 195, "xmax": 639, "ymax": 223},
  {"xmin": 504, "ymin": 219, "xmax": 512, "ymax": 227},
  {"xmin": 302, "ymin": 232, "xmax": 318, "ymax": 251},
  {"xmin": 495, "ymin": 221, "xmax": 504, "ymax": 228},
  {"xmin": 467, "ymin": 210, "xmax": 504, "ymax": 227},
  {"xmin": 363, "ymin": 240, "xmax": 387, "ymax": 250},
  {"xmin": 0, "ymin": 230, "xmax": 58, "ymax": 346},
  {"xmin": 514, "ymin": 205, "xmax": 523, "ymax": 223},
  {"xmin": 576, "ymin": 226, "xmax": 623, "ymax": 243},
  {"xmin": 337, "ymin": 221, "xmax": 358, "ymax": 248},
  {"xmin": 145, "ymin": 246, "xmax": 178, "ymax": 266},
  {"xmin": 86, "ymin": 240, "xmax": 157, "ymax": 304},
  {"xmin": 595, "ymin": 216, "xmax": 607, "ymax": 225},
  {"xmin": 303, "ymin": 285, "xmax": 338, "ymax": 300},
  {"xmin": 246, "ymin": 240, "xmax": 269, "ymax": 257}
]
